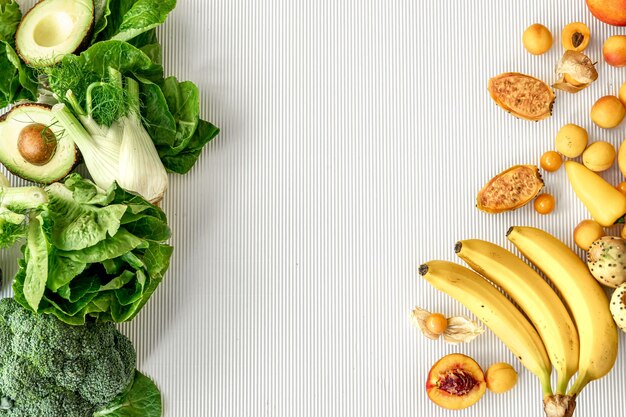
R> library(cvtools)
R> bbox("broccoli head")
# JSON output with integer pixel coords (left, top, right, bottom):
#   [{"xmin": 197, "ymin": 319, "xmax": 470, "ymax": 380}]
[{"xmin": 0, "ymin": 297, "xmax": 136, "ymax": 417}]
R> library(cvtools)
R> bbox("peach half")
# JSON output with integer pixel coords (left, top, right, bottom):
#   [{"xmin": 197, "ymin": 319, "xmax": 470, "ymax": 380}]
[
  {"xmin": 587, "ymin": 0, "xmax": 626, "ymax": 26},
  {"xmin": 604, "ymin": 35, "xmax": 626, "ymax": 67},
  {"xmin": 425, "ymin": 353, "xmax": 486, "ymax": 410}
]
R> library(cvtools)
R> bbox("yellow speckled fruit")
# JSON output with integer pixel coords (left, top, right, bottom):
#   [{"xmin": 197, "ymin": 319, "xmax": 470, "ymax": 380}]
[
  {"xmin": 523, "ymin": 24, "xmax": 553, "ymax": 55},
  {"xmin": 485, "ymin": 363, "xmax": 518, "ymax": 393},
  {"xmin": 555, "ymin": 124, "xmax": 588, "ymax": 158},
  {"xmin": 574, "ymin": 219, "xmax": 605, "ymax": 250},
  {"xmin": 582, "ymin": 141, "xmax": 616, "ymax": 172},
  {"xmin": 591, "ymin": 96, "xmax": 626, "ymax": 129}
]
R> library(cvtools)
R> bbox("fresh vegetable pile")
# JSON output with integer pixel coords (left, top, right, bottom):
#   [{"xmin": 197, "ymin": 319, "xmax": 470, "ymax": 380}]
[
  {"xmin": 415, "ymin": 3, "xmax": 626, "ymax": 417},
  {"xmin": 0, "ymin": 0, "xmax": 220, "ymax": 416},
  {"xmin": 0, "ymin": 297, "xmax": 161, "ymax": 416}
]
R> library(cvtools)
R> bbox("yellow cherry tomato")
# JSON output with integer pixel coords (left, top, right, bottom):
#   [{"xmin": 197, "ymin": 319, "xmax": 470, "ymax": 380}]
[
  {"xmin": 534, "ymin": 193, "xmax": 555, "ymax": 215},
  {"xmin": 540, "ymin": 151, "xmax": 563, "ymax": 172},
  {"xmin": 425, "ymin": 313, "xmax": 448, "ymax": 335}
]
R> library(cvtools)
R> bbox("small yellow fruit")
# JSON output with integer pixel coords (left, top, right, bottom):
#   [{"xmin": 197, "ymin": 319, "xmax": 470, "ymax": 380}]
[
  {"xmin": 562, "ymin": 22, "xmax": 590, "ymax": 52},
  {"xmin": 425, "ymin": 313, "xmax": 448, "ymax": 335},
  {"xmin": 591, "ymin": 96, "xmax": 626, "ymax": 129},
  {"xmin": 534, "ymin": 193, "xmax": 555, "ymax": 215},
  {"xmin": 582, "ymin": 141, "xmax": 616, "ymax": 172},
  {"xmin": 574, "ymin": 219, "xmax": 605, "ymax": 250},
  {"xmin": 540, "ymin": 151, "xmax": 563, "ymax": 172},
  {"xmin": 619, "ymin": 82, "xmax": 626, "ymax": 107},
  {"xmin": 485, "ymin": 363, "xmax": 518, "ymax": 394},
  {"xmin": 622, "ymin": 225, "xmax": 626, "ymax": 240},
  {"xmin": 523, "ymin": 24, "xmax": 553, "ymax": 55},
  {"xmin": 555, "ymin": 124, "xmax": 588, "ymax": 158}
]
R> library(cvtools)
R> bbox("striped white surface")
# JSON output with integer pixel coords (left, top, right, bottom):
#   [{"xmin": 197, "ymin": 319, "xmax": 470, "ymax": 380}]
[{"xmin": 3, "ymin": 0, "xmax": 626, "ymax": 416}]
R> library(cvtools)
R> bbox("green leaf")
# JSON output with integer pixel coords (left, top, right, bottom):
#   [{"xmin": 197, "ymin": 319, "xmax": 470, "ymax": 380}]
[
  {"xmin": 110, "ymin": 0, "xmax": 176, "ymax": 43},
  {"xmin": 160, "ymin": 77, "xmax": 200, "ymax": 152},
  {"xmin": 0, "ymin": 0, "xmax": 21, "ymax": 46},
  {"xmin": 141, "ymin": 76, "xmax": 219, "ymax": 173},
  {"xmin": 93, "ymin": 0, "xmax": 113, "ymax": 40},
  {"xmin": 93, "ymin": 371, "xmax": 162, "ymax": 417},
  {"xmin": 46, "ymin": 181, "xmax": 127, "ymax": 251},
  {"xmin": 161, "ymin": 119, "xmax": 220, "ymax": 174},
  {"xmin": 63, "ymin": 40, "xmax": 164, "ymax": 84},
  {"xmin": 61, "ymin": 228, "xmax": 145, "ymax": 264},
  {"xmin": 47, "ymin": 253, "xmax": 87, "ymax": 292},
  {"xmin": 23, "ymin": 214, "xmax": 51, "ymax": 311},
  {"xmin": 0, "ymin": 41, "xmax": 37, "ymax": 108}
]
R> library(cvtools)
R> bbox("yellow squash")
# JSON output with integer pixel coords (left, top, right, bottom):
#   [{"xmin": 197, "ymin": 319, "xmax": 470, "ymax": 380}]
[{"xmin": 565, "ymin": 161, "xmax": 626, "ymax": 226}]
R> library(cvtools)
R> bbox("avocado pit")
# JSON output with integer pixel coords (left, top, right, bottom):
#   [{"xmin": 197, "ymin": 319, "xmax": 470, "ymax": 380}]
[{"xmin": 18, "ymin": 123, "xmax": 57, "ymax": 166}]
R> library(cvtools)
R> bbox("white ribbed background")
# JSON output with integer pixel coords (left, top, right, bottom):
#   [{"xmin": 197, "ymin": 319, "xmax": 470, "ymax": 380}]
[{"xmin": 3, "ymin": 0, "xmax": 626, "ymax": 416}]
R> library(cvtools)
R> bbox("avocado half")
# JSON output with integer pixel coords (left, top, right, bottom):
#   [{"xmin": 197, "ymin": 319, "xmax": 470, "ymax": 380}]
[
  {"xmin": 15, "ymin": 0, "xmax": 94, "ymax": 68},
  {"xmin": 0, "ymin": 103, "xmax": 79, "ymax": 184}
]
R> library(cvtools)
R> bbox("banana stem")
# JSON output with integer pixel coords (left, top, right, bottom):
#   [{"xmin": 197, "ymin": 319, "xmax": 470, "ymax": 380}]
[
  {"xmin": 543, "ymin": 395, "xmax": 576, "ymax": 417},
  {"xmin": 556, "ymin": 374, "xmax": 569, "ymax": 396},
  {"xmin": 567, "ymin": 374, "xmax": 589, "ymax": 396},
  {"xmin": 540, "ymin": 373, "xmax": 553, "ymax": 398}
]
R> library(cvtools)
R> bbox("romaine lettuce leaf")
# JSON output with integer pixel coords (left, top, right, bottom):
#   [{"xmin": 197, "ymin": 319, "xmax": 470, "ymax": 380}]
[
  {"xmin": 11, "ymin": 174, "xmax": 172, "ymax": 325},
  {"xmin": 100, "ymin": 0, "xmax": 176, "ymax": 43}
]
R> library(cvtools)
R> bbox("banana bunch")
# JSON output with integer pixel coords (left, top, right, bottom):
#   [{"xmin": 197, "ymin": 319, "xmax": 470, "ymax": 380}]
[{"xmin": 420, "ymin": 226, "xmax": 617, "ymax": 417}]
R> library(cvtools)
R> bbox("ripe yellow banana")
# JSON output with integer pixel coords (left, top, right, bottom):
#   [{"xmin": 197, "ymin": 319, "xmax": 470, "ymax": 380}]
[
  {"xmin": 419, "ymin": 260, "xmax": 553, "ymax": 396},
  {"xmin": 507, "ymin": 226, "xmax": 618, "ymax": 396},
  {"xmin": 455, "ymin": 239, "xmax": 579, "ymax": 395}
]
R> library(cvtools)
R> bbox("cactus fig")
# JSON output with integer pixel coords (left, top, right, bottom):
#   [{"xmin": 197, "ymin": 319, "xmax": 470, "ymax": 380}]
[{"xmin": 587, "ymin": 236, "xmax": 626, "ymax": 288}]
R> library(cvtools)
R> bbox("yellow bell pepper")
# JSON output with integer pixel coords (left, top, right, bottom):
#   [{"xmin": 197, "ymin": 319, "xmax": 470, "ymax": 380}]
[{"xmin": 565, "ymin": 161, "xmax": 626, "ymax": 226}]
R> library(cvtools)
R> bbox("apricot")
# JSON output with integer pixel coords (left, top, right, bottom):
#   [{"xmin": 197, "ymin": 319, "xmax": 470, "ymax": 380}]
[
  {"xmin": 586, "ymin": 0, "xmax": 626, "ymax": 26},
  {"xmin": 562, "ymin": 22, "xmax": 590, "ymax": 52},
  {"xmin": 555, "ymin": 123, "xmax": 588, "ymax": 158},
  {"xmin": 590, "ymin": 96, "xmax": 626, "ymax": 129},
  {"xmin": 426, "ymin": 353, "xmax": 486, "ymax": 410},
  {"xmin": 522, "ymin": 24, "xmax": 553, "ymax": 55},
  {"xmin": 604, "ymin": 36, "xmax": 626, "ymax": 67},
  {"xmin": 582, "ymin": 141, "xmax": 616, "ymax": 172},
  {"xmin": 574, "ymin": 219, "xmax": 604, "ymax": 250},
  {"xmin": 485, "ymin": 363, "xmax": 518, "ymax": 393}
]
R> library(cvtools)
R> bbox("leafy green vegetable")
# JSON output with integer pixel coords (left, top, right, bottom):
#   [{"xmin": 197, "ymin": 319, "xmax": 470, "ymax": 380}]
[
  {"xmin": 0, "ymin": 185, "xmax": 48, "ymax": 249},
  {"xmin": 0, "ymin": 41, "xmax": 37, "ymax": 108},
  {"xmin": 99, "ymin": 0, "xmax": 176, "ymax": 43},
  {"xmin": 93, "ymin": 0, "xmax": 113, "ymax": 41},
  {"xmin": 142, "ymin": 78, "xmax": 220, "ymax": 173},
  {"xmin": 93, "ymin": 371, "xmax": 162, "ymax": 417},
  {"xmin": 0, "ymin": 297, "xmax": 139, "ymax": 417},
  {"xmin": 0, "ymin": 0, "xmax": 21, "ymax": 46},
  {"xmin": 7, "ymin": 174, "xmax": 172, "ymax": 324}
]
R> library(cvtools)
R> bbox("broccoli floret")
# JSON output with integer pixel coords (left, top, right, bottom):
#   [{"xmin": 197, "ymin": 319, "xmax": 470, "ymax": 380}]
[{"xmin": 0, "ymin": 298, "xmax": 136, "ymax": 416}]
